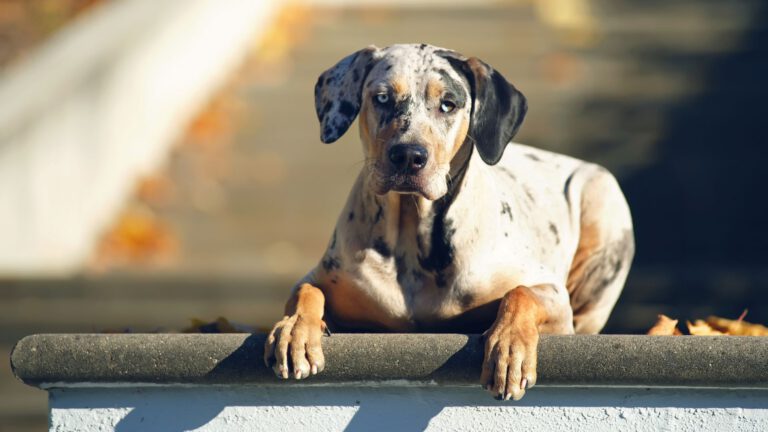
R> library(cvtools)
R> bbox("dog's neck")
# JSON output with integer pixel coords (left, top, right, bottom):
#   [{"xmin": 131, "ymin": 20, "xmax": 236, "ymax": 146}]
[{"xmin": 368, "ymin": 141, "xmax": 475, "ymax": 254}]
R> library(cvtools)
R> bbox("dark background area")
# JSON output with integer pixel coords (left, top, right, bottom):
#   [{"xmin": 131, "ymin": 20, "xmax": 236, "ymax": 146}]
[{"xmin": 603, "ymin": 0, "xmax": 768, "ymax": 331}]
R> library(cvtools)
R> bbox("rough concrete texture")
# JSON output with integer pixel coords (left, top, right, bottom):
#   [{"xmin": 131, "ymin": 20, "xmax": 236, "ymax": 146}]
[
  {"xmin": 11, "ymin": 334, "xmax": 768, "ymax": 388},
  {"xmin": 49, "ymin": 386, "xmax": 768, "ymax": 432}
]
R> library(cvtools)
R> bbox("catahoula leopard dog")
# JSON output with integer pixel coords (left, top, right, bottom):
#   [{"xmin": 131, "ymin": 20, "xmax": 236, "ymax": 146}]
[{"xmin": 264, "ymin": 43, "xmax": 634, "ymax": 401}]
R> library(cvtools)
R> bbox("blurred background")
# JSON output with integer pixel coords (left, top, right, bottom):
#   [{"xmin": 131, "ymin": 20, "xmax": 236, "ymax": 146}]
[{"xmin": 1, "ymin": 0, "xmax": 767, "ymax": 429}]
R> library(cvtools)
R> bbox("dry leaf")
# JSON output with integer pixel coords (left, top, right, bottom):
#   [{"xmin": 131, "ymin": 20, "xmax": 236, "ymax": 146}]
[
  {"xmin": 647, "ymin": 314, "xmax": 682, "ymax": 335},
  {"xmin": 686, "ymin": 320, "xmax": 725, "ymax": 336},
  {"xmin": 706, "ymin": 316, "xmax": 768, "ymax": 336}
]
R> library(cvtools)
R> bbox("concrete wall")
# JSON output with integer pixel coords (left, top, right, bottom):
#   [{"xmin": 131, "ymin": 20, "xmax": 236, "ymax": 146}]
[
  {"xmin": 0, "ymin": 0, "xmax": 278, "ymax": 276},
  {"xmin": 49, "ymin": 385, "xmax": 768, "ymax": 432}
]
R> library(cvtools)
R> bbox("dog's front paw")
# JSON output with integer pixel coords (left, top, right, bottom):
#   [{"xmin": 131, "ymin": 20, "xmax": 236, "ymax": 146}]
[
  {"xmin": 264, "ymin": 314, "xmax": 326, "ymax": 380},
  {"xmin": 480, "ymin": 319, "xmax": 539, "ymax": 401}
]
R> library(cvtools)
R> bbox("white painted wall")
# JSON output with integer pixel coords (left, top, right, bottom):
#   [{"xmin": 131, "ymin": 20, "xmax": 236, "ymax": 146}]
[
  {"xmin": 0, "ymin": 0, "xmax": 279, "ymax": 276},
  {"xmin": 49, "ymin": 385, "xmax": 768, "ymax": 432}
]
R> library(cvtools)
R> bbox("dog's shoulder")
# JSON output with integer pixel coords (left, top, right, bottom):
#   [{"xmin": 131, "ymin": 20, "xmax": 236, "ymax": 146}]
[
  {"xmin": 493, "ymin": 143, "xmax": 613, "ymax": 198},
  {"xmin": 496, "ymin": 143, "xmax": 586, "ymax": 180}
]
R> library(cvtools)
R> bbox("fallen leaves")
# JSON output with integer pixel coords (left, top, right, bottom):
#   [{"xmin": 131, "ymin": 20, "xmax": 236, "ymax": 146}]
[
  {"xmin": 647, "ymin": 314, "xmax": 682, "ymax": 335},
  {"xmin": 686, "ymin": 319, "xmax": 725, "ymax": 336},
  {"xmin": 706, "ymin": 314, "xmax": 768, "ymax": 336},
  {"xmin": 647, "ymin": 311, "xmax": 768, "ymax": 336}
]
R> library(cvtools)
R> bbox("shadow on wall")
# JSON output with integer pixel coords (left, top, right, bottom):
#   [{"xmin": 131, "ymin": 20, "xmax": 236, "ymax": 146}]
[{"xmin": 604, "ymin": 2, "xmax": 768, "ymax": 331}]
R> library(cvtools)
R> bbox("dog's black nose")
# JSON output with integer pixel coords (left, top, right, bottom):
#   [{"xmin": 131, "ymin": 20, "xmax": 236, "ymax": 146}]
[{"xmin": 388, "ymin": 144, "xmax": 428, "ymax": 173}]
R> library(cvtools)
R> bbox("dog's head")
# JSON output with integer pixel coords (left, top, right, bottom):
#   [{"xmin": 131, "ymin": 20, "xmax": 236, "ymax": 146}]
[{"xmin": 314, "ymin": 44, "xmax": 527, "ymax": 200}]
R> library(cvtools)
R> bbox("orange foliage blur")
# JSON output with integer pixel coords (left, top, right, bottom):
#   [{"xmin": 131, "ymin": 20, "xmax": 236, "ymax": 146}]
[
  {"xmin": 92, "ymin": 204, "xmax": 178, "ymax": 267},
  {"xmin": 0, "ymin": 0, "xmax": 104, "ymax": 67}
]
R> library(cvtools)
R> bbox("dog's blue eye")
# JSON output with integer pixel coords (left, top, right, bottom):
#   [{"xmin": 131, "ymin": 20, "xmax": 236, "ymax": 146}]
[
  {"xmin": 440, "ymin": 101, "xmax": 456, "ymax": 113},
  {"xmin": 376, "ymin": 93, "xmax": 389, "ymax": 104}
]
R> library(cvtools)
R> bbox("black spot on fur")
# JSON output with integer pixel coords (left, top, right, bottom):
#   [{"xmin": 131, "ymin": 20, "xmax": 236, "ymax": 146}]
[
  {"xmin": 500, "ymin": 201, "xmax": 513, "ymax": 222},
  {"xmin": 418, "ymin": 210, "xmax": 456, "ymax": 288},
  {"xmin": 385, "ymin": 65, "xmax": 392, "ymax": 71},
  {"xmin": 379, "ymin": 95, "xmax": 413, "ymax": 128},
  {"xmin": 373, "ymin": 237, "xmax": 391, "ymax": 258},
  {"xmin": 330, "ymin": 230, "xmax": 337, "ymax": 249},
  {"xmin": 338, "ymin": 100, "xmax": 356, "ymax": 118},
  {"xmin": 319, "ymin": 102, "xmax": 333, "ymax": 120},
  {"xmin": 321, "ymin": 255, "xmax": 341, "ymax": 273},
  {"xmin": 548, "ymin": 222, "xmax": 560, "ymax": 245},
  {"xmin": 564, "ymin": 168, "xmax": 578, "ymax": 211},
  {"xmin": 348, "ymin": 211, "xmax": 355, "ymax": 221},
  {"xmin": 437, "ymin": 69, "xmax": 468, "ymax": 108},
  {"xmin": 395, "ymin": 254, "xmax": 408, "ymax": 284},
  {"xmin": 419, "ymin": 43, "xmax": 427, "ymax": 50},
  {"xmin": 525, "ymin": 153, "xmax": 542, "ymax": 162},
  {"xmin": 411, "ymin": 269, "xmax": 425, "ymax": 282},
  {"xmin": 374, "ymin": 203, "xmax": 383, "ymax": 224},
  {"xmin": 363, "ymin": 62, "xmax": 374, "ymax": 80},
  {"xmin": 523, "ymin": 186, "xmax": 536, "ymax": 204},
  {"xmin": 498, "ymin": 166, "xmax": 516, "ymax": 181},
  {"xmin": 399, "ymin": 118, "xmax": 411, "ymax": 133}
]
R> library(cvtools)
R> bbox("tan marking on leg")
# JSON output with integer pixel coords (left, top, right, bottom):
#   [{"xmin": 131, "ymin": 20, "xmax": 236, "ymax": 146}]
[
  {"xmin": 285, "ymin": 283, "xmax": 325, "ymax": 316},
  {"xmin": 566, "ymin": 170, "xmax": 634, "ymax": 334},
  {"xmin": 481, "ymin": 286, "xmax": 544, "ymax": 401},
  {"xmin": 566, "ymin": 220, "xmax": 601, "ymax": 299},
  {"xmin": 265, "ymin": 283, "xmax": 327, "ymax": 379}
]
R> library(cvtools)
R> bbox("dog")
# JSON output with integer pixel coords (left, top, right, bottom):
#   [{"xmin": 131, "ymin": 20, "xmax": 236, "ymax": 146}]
[{"xmin": 264, "ymin": 43, "xmax": 634, "ymax": 401}]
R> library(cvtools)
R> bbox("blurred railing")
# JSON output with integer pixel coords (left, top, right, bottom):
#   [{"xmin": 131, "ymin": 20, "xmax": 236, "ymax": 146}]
[{"xmin": 0, "ymin": 0, "xmax": 278, "ymax": 276}]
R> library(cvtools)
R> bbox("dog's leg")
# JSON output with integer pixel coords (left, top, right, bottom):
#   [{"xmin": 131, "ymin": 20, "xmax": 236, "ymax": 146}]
[
  {"xmin": 567, "ymin": 169, "xmax": 634, "ymax": 334},
  {"xmin": 481, "ymin": 284, "xmax": 573, "ymax": 401},
  {"xmin": 264, "ymin": 283, "xmax": 326, "ymax": 379}
]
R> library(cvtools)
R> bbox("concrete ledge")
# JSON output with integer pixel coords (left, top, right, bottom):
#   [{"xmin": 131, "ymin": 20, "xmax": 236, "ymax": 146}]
[
  {"xmin": 11, "ymin": 334, "xmax": 768, "ymax": 431},
  {"xmin": 11, "ymin": 334, "xmax": 768, "ymax": 388}
]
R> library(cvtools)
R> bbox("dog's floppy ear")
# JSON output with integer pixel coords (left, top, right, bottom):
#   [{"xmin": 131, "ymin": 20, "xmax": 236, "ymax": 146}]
[
  {"xmin": 441, "ymin": 53, "xmax": 527, "ymax": 165},
  {"xmin": 314, "ymin": 46, "xmax": 380, "ymax": 143}
]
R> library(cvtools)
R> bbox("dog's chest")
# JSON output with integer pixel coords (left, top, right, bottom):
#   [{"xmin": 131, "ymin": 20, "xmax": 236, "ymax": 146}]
[
  {"xmin": 333, "ymin": 202, "xmax": 502, "ymax": 330},
  {"xmin": 347, "ymin": 239, "xmax": 471, "ymax": 327}
]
